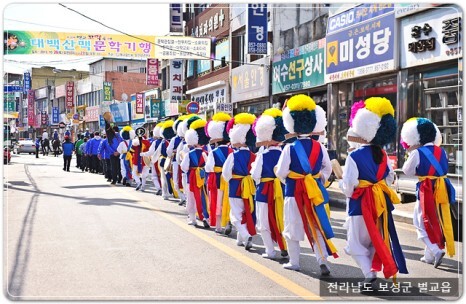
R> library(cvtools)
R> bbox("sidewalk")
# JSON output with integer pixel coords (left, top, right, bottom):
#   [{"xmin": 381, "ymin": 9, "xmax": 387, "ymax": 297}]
[{"xmin": 326, "ymin": 182, "xmax": 415, "ymax": 224}]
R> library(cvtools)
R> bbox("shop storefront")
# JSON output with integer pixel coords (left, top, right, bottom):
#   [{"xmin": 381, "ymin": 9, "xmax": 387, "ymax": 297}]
[
  {"xmin": 398, "ymin": 5, "xmax": 463, "ymax": 174},
  {"xmin": 84, "ymin": 106, "xmax": 100, "ymax": 134},
  {"xmin": 325, "ymin": 4, "xmax": 397, "ymax": 161},
  {"xmin": 186, "ymin": 81, "xmax": 228, "ymax": 119},
  {"xmin": 232, "ymin": 57, "xmax": 269, "ymax": 115}
]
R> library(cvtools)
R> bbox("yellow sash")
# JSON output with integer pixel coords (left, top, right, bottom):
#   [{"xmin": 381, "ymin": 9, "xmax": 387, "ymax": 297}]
[
  {"xmin": 232, "ymin": 174, "xmax": 256, "ymax": 213},
  {"xmin": 418, "ymin": 176, "xmax": 455, "ymax": 257},
  {"xmin": 214, "ymin": 166, "xmax": 230, "ymax": 226}
]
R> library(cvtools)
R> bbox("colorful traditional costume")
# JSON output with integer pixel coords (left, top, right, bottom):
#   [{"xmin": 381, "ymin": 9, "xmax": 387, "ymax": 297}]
[
  {"xmin": 401, "ymin": 117, "xmax": 456, "ymax": 268},
  {"xmin": 181, "ymin": 117, "xmax": 211, "ymax": 227},
  {"xmin": 130, "ymin": 136, "xmax": 151, "ymax": 191},
  {"xmin": 141, "ymin": 122, "xmax": 164, "ymax": 195},
  {"xmin": 275, "ymin": 95, "xmax": 337, "ymax": 274},
  {"xmin": 167, "ymin": 116, "xmax": 189, "ymax": 204},
  {"xmin": 250, "ymin": 108, "xmax": 288, "ymax": 259},
  {"xmin": 339, "ymin": 97, "xmax": 407, "ymax": 282},
  {"xmin": 222, "ymin": 113, "xmax": 257, "ymax": 250},
  {"xmin": 116, "ymin": 126, "xmax": 135, "ymax": 186},
  {"xmin": 157, "ymin": 120, "xmax": 178, "ymax": 200},
  {"xmin": 205, "ymin": 112, "xmax": 233, "ymax": 233}
]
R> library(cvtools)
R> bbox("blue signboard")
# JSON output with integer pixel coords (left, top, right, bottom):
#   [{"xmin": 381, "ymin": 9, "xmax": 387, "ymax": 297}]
[
  {"xmin": 327, "ymin": 3, "xmax": 394, "ymax": 35},
  {"xmin": 247, "ymin": 4, "xmax": 268, "ymax": 54},
  {"xmin": 99, "ymin": 115, "xmax": 105, "ymax": 129},
  {"xmin": 52, "ymin": 107, "xmax": 59, "ymax": 124},
  {"xmin": 109, "ymin": 103, "xmax": 130, "ymax": 123},
  {"xmin": 4, "ymin": 85, "xmax": 22, "ymax": 92},
  {"xmin": 326, "ymin": 13, "xmax": 395, "ymax": 82},
  {"xmin": 186, "ymin": 101, "xmax": 200, "ymax": 114},
  {"xmin": 23, "ymin": 72, "xmax": 31, "ymax": 94}
]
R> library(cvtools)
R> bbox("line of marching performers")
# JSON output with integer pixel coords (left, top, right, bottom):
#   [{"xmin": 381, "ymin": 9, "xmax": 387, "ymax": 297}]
[{"xmin": 105, "ymin": 94, "xmax": 456, "ymax": 283}]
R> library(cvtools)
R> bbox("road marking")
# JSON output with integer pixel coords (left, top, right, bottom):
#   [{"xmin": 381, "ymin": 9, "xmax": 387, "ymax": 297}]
[{"xmin": 112, "ymin": 186, "xmax": 321, "ymax": 300}]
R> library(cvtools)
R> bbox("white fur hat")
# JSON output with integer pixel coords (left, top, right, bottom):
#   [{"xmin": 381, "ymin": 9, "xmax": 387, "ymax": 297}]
[
  {"xmin": 400, "ymin": 117, "xmax": 442, "ymax": 149},
  {"xmin": 206, "ymin": 112, "xmax": 231, "ymax": 142},
  {"xmin": 185, "ymin": 118, "xmax": 209, "ymax": 146},
  {"xmin": 227, "ymin": 113, "xmax": 256, "ymax": 145},
  {"xmin": 313, "ymin": 105, "xmax": 327, "ymax": 134},
  {"xmin": 253, "ymin": 108, "xmax": 286, "ymax": 143}
]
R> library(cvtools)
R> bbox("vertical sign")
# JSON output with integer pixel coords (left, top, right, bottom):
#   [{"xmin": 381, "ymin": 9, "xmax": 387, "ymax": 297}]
[
  {"xmin": 247, "ymin": 4, "xmax": 268, "ymax": 54},
  {"xmin": 146, "ymin": 58, "xmax": 160, "ymax": 85},
  {"xmin": 23, "ymin": 72, "xmax": 31, "ymax": 94},
  {"xmin": 99, "ymin": 115, "xmax": 105, "ymax": 129},
  {"xmin": 27, "ymin": 89, "xmax": 35, "ymax": 126},
  {"xmin": 170, "ymin": 4, "xmax": 183, "ymax": 33},
  {"xmin": 52, "ymin": 107, "xmax": 59, "ymax": 124},
  {"xmin": 103, "ymin": 81, "xmax": 112, "ymax": 101},
  {"xmin": 66, "ymin": 81, "xmax": 74, "ymax": 108},
  {"xmin": 41, "ymin": 111, "xmax": 48, "ymax": 126},
  {"xmin": 169, "ymin": 60, "xmax": 183, "ymax": 104},
  {"xmin": 136, "ymin": 93, "xmax": 144, "ymax": 114}
]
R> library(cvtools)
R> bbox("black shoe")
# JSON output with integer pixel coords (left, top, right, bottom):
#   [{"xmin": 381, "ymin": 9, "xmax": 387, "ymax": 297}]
[
  {"xmin": 245, "ymin": 237, "xmax": 253, "ymax": 250},
  {"xmin": 224, "ymin": 223, "xmax": 232, "ymax": 236},
  {"xmin": 122, "ymin": 178, "xmax": 127, "ymax": 186},
  {"xmin": 107, "ymin": 178, "xmax": 112, "ymax": 182},
  {"xmin": 63, "ymin": 168, "xmax": 66, "ymax": 171},
  {"xmin": 281, "ymin": 250, "xmax": 289, "ymax": 258},
  {"xmin": 111, "ymin": 181, "xmax": 116, "ymax": 185},
  {"xmin": 320, "ymin": 264, "xmax": 330, "ymax": 276},
  {"xmin": 67, "ymin": 169, "xmax": 70, "ymax": 172},
  {"xmin": 136, "ymin": 184, "xmax": 142, "ymax": 191},
  {"xmin": 156, "ymin": 190, "xmax": 162, "ymax": 196},
  {"xmin": 126, "ymin": 183, "xmax": 131, "ymax": 187},
  {"xmin": 203, "ymin": 219, "xmax": 210, "ymax": 228}
]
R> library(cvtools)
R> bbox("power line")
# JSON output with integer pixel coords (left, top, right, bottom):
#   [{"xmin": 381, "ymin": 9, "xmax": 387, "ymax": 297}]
[{"xmin": 58, "ymin": 3, "xmax": 270, "ymax": 67}]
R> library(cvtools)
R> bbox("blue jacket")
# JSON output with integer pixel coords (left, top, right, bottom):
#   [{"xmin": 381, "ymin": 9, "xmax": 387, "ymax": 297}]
[
  {"xmin": 98, "ymin": 139, "xmax": 111, "ymax": 159},
  {"xmin": 108, "ymin": 133, "xmax": 122, "ymax": 154},
  {"xmin": 89, "ymin": 137, "xmax": 102, "ymax": 155},
  {"xmin": 62, "ymin": 141, "xmax": 74, "ymax": 156}
]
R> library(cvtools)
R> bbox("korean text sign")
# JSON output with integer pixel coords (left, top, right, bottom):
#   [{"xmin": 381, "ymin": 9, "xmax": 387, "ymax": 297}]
[
  {"xmin": 66, "ymin": 81, "xmax": 74, "ymax": 108},
  {"xmin": 170, "ymin": 4, "xmax": 183, "ymax": 33},
  {"xmin": 146, "ymin": 58, "xmax": 160, "ymax": 85},
  {"xmin": 170, "ymin": 60, "xmax": 183, "ymax": 103},
  {"xmin": 23, "ymin": 72, "xmax": 31, "ymax": 94},
  {"xmin": 326, "ymin": 12, "xmax": 395, "ymax": 82},
  {"xmin": 247, "ymin": 4, "xmax": 268, "ymax": 54},
  {"xmin": 52, "ymin": 107, "xmax": 59, "ymax": 124},
  {"xmin": 4, "ymin": 31, "xmax": 154, "ymax": 57},
  {"xmin": 272, "ymin": 39, "xmax": 325, "ymax": 94},
  {"xmin": 103, "ymin": 82, "xmax": 112, "ymax": 101},
  {"xmin": 136, "ymin": 93, "xmax": 144, "ymax": 114},
  {"xmin": 27, "ymin": 89, "xmax": 35, "ymax": 126}
]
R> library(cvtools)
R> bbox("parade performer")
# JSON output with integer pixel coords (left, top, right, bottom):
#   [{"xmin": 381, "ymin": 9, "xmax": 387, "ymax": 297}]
[
  {"xmin": 250, "ymin": 108, "xmax": 289, "ymax": 260},
  {"xmin": 401, "ymin": 117, "xmax": 456, "ymax": 268},
  {"xmin": 167, "ymin": 115, "xmax": 189, "ymax": 204},
  {"xmin": 158, "ymin": 120, "xmax": 178, "ymax": 200},
  {"xmin": 117, "ymin": 126, "xmax": 135, "ymax": 187},
  {"xmin": 205, "ymin": 112, "xmax": 233, "ymax": 234},
  {"xmin": 181, "ymin": 117, "xmax": 211, "ymax": 228},
  {"xmin": 141, "ymin": 122, "xmax": 164, "ymax": 195},
  {"xmin": 339, "ymin": 97, "xmax": 407, "ymax": 283},
  {"xmin": 275, "ymin": 94, "xmax": 337, "ymax": 274},
  {"xmin": 129, "ymin": 135, "xmax": 151, "ymax": 191},
  {"xmin": 222, "ymin": 113, "xmax": 257, "ymax": 251}
]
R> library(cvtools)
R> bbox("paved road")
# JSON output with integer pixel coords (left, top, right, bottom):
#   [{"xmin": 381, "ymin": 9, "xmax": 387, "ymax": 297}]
[{"xmin": 3, "ymin": 153, "xmax": 463, "ymax": 300}]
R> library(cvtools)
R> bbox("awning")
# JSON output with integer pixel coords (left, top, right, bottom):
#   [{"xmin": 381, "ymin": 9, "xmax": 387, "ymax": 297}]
[{"xmin": 3, "ymin": 112, "xmax": 19, "ymax": 119}]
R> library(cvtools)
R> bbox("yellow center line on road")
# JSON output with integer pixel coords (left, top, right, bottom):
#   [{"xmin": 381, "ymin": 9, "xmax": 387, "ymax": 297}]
[{"xmin": 112, "ymin": 186, "xmax": 321, "ymax": 300}]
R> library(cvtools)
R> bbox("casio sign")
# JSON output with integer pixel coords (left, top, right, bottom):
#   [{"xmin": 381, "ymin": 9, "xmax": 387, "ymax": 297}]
[{"xmin": 329, "ymin": 10, "xmax": 355, "ymax": 32}]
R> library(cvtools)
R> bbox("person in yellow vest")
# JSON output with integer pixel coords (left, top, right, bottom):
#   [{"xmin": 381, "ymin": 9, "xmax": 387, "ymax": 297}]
[
  {"xmin": 401, "ymin": 117, "xmax": 456, "ymax": 268},
  {"xmin": 275, "ymin": 94, "xmax": 337, "ymax": 275},
  {"xmin": 250, "ymin": 108, "xmax": 289, "ymax": 260}
]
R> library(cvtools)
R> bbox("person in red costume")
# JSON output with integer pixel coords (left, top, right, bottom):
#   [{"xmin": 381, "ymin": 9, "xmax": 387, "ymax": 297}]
[{"xmin": 130, "ymin": 134, "xmax": 151, "ymax": 191}]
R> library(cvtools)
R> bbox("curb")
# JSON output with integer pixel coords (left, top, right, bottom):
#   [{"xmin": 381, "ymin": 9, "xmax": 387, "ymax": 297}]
[{"xmin": 327, "ymin": 191, "xmax": 414, "ymax": 225}]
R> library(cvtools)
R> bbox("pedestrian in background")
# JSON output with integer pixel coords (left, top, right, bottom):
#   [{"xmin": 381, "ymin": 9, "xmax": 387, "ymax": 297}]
[
  {"xmin": 35, "ymin": 137, "xmax": 41, "ymax": 158},
  {"xmin": 62, "ymin": 135, "xmax": 74, "ymax": 172},
  {"xmin": 75, "ymin": 135, "xmax": 84, "ymax": 168}
]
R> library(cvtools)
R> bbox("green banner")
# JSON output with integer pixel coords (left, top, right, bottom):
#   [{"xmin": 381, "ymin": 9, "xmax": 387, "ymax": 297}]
[
  {"xmin": 4, "ymin": 101, "xmax": 15, "ymax": 112},
  {"xmin": 103, "ymin": 82, "xmax": 112, "ymax": 101},
  {"xmin": 151, "ymin": 99, "xmax": 164, "ymax": 118},
  {"xmin": 272, "ymin": 41, "xmax": 325, "ymax": 94}
]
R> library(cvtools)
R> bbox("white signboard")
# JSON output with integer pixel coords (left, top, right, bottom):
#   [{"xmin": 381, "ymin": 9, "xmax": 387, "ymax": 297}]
[
  {"xmin": 154, "ymin": 36, "xmax": 211, "ymax": 59},
  {"xmin": 231, "ymin": 57, "xmax": 269, "ymax": 103},
  {"xmin": 400, "ymin": 7, "xmax": 462, "ymax": 68},
  {"xmin": 216, "ymin": 103, "xmax": 233, "ymax": 114},
  {"xmin": 169, "ymin": 60, "xmax": 183, "ymax": 104},
  {"xmin": 190, "ymin": 86, "xmax": 228, "ymax": 112}
]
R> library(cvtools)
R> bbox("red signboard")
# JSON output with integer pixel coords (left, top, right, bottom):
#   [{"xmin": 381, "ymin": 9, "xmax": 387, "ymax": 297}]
[
  {"xmin": 66, "ymin": 81, "xmax": 75, "ymax": 108},
  {"xmin": 136, "ymin": 93, "xmax": 144, "ymax": 114},
  {"xmin": 27, "ymin": 89, "xmax": 35, "ymax": 127},
  {"xmin": 146, "ymin": 58, "xmax": 160, "ymax": 86}
]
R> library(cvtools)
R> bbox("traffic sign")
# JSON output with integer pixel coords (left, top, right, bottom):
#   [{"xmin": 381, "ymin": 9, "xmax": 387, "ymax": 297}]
[
  {"xmin": 135, "ymin": 127, "xmax": 146, "ymax": 137},
  {"xmin": 186, "ymin": 101, "xmax": 200, "ymax": 114}
]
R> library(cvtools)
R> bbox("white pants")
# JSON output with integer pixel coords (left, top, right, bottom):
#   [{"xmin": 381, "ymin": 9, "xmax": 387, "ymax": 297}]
[
  {"xmin": 229, "ymin": 197, "xmax": 251, "ymax": 242},
  {"xmin": 132, "ymin": 166, "xmax": 150, "ymax": 188},
  {"xmin": 344, "ymin": 215, "xmax": 376, "ymax": 279},
  {"xmin": 283, "ymin": 197, "xmax": 328, "ymax": 267},
  {"xmin": 120, "ymin": 158, "xmax": 127, "ymax": 179},
  {"xmin": 159, "ymin": 163, "xmax": 170, "ymax": 198},
  {"xmin": 185, "ymin": 185, "xmax": 197, "ymax": 223},
  {"xmin": 172, "ymin": 162, "xmax": 186, "ymax": 201},
  {"xmin": 150, "ymin": 162, "xmax": 161, "ymax": 191},
  {"xmin": 256, "ymin": 201, "xmax": 276, "ymax": 255}
]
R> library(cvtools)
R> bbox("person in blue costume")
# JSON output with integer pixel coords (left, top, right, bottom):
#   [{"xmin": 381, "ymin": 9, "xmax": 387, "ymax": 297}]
[
  {"xmin": 250, "ymin": 108, "xmax": 289, "ymax": 260},
  {"xmin": 339, "ymin": 97, "xmax": 408, "ymax": 284},
  {"xmin": 181, "ymin": 117, "xmax": 211, "ymax": 228},
  {"xmin": 116, "ymin": 126, "xmax": 136, "ymax": 187},
  {"xmin": 205, "ymin": 112, "xmax": 233, "ymax": 234},
  {"xmin": 401, "ymin": 117, "xmax": 456, "ymax": 269},
  {"xmin": 222, "ymin": 113, "xmax": 257, "ymax": 251},
  {"xmin": 275, "ymin": 94, "xmax": 337, "ymax": 275}
]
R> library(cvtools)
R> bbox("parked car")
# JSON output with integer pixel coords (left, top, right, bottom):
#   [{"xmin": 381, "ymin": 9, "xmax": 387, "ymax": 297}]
[
  {"xmin": 4, "ymin": 147, "xmax": 11, "ymax": 164},
  {"xmin": 14, "ymin": 139, "xmax": 37, "ymax": 154}
]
